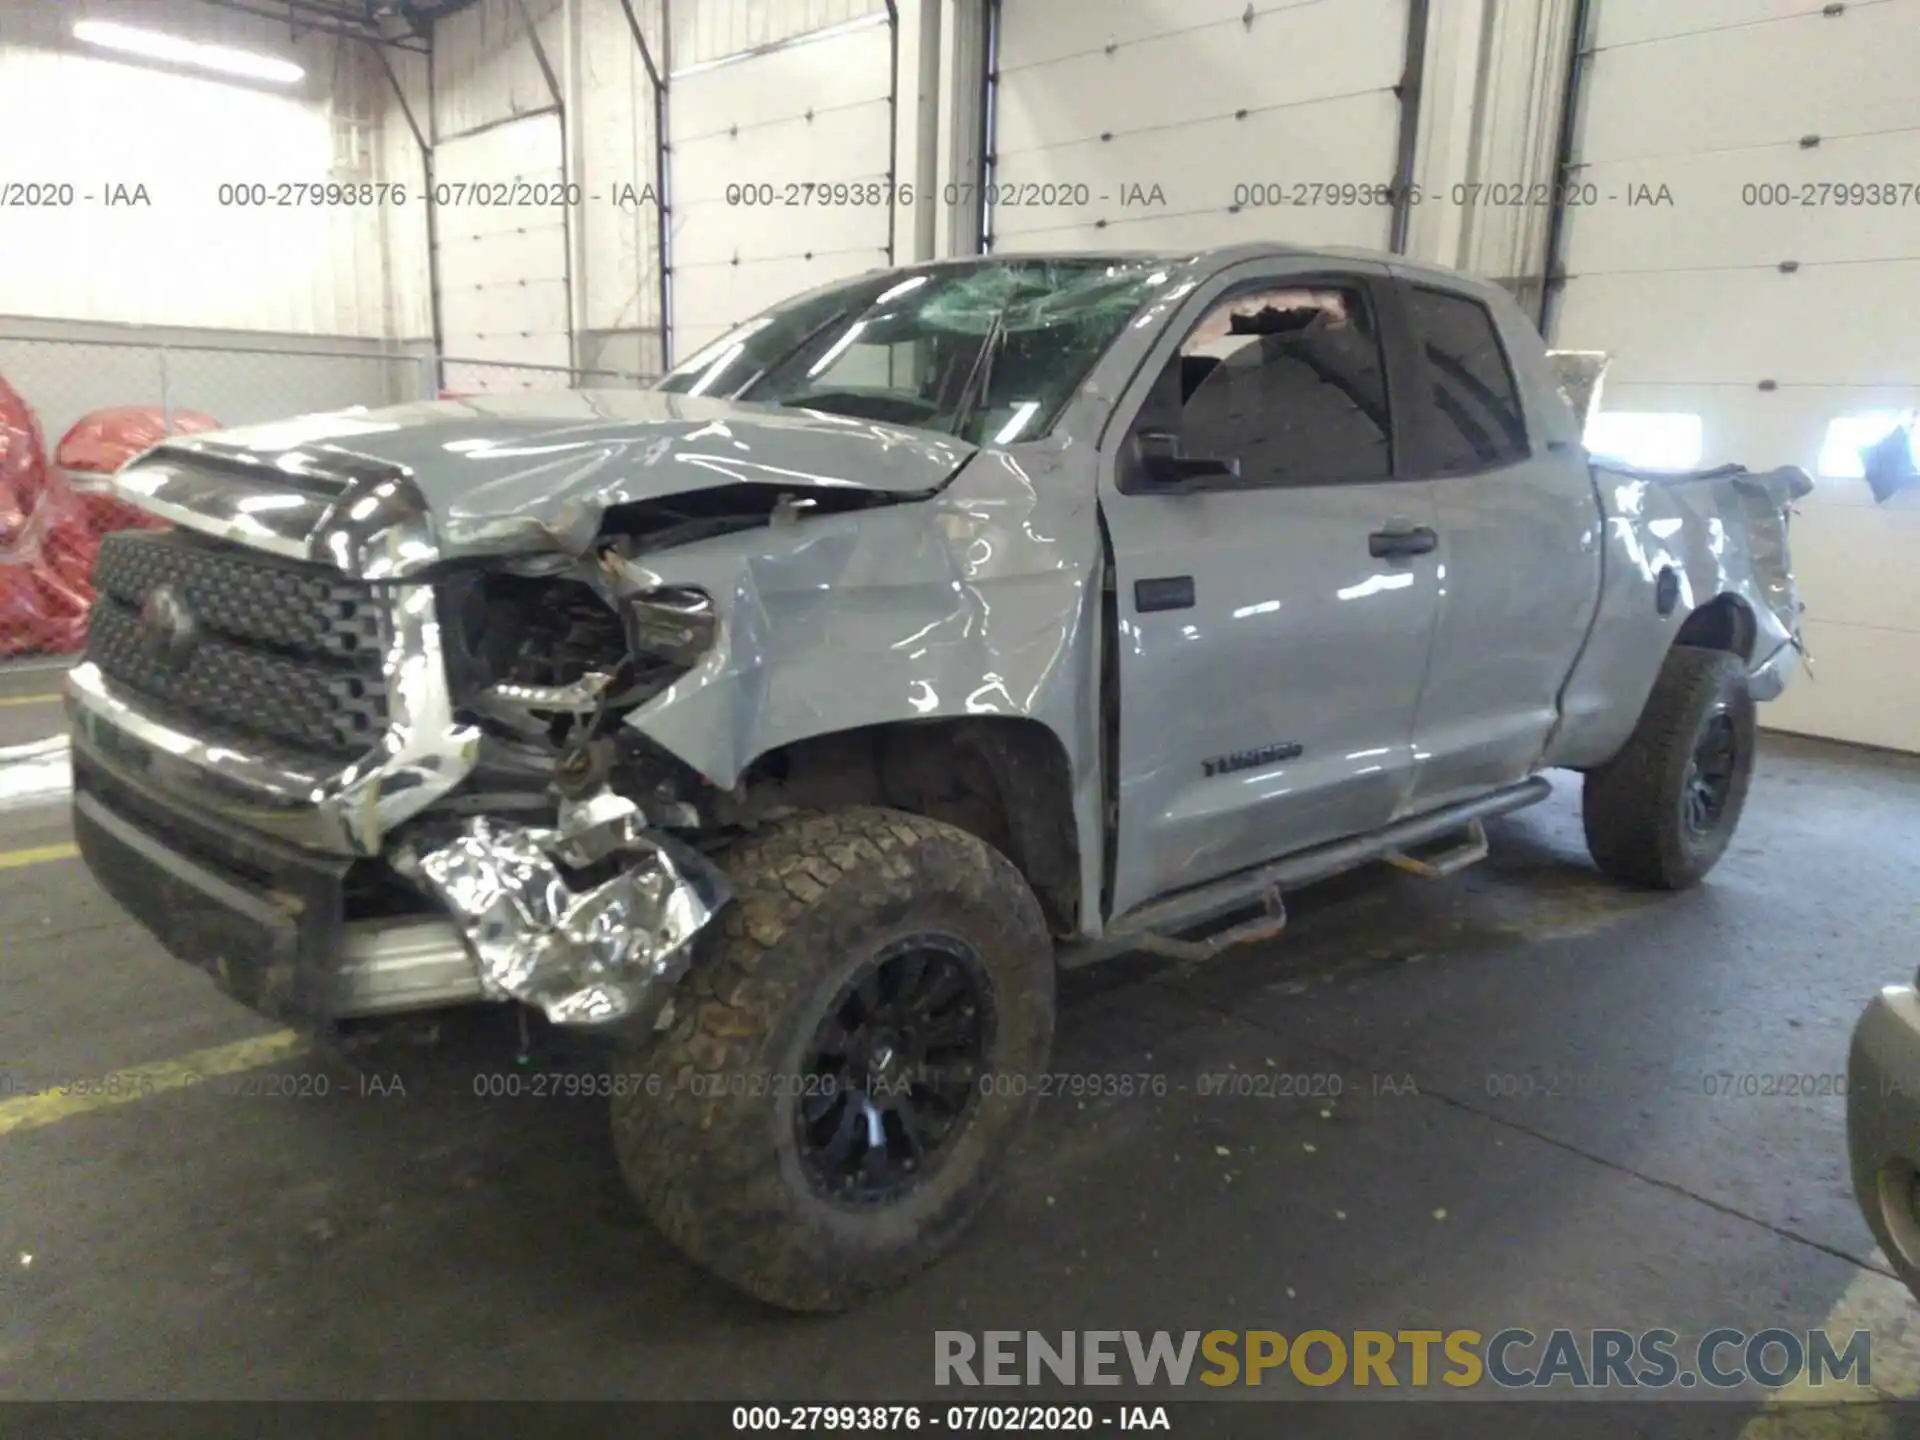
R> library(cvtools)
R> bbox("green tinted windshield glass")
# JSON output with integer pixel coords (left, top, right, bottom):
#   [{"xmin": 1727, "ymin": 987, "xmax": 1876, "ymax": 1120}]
[{"xmin": 657, "ymin": 258, "xmax": 1170, "ymax": 444}]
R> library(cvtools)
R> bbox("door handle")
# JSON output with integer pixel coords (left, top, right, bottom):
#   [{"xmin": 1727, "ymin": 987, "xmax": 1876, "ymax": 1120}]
[{"xmin": 1368, "ymin": 524, "xmax": 1438, "ymax": 559}]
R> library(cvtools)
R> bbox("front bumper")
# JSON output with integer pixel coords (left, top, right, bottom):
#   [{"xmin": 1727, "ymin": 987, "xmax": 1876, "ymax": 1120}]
[
  {"xmin": 70, "ymin": 688, "xmax": 731, "ymax": 1032},
  {"xmin": 1846, "ymin": 985, "xmax": 1920, "ymax": 1295},
  {"xmin": 71, "ymin": 739, "xmax": 486, "ymax": 1023}
]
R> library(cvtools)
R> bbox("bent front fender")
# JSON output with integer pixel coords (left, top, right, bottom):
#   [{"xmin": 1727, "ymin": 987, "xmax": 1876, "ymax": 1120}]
[{"xmin": 607, "ymin": 447, "xmax": 1110, "ymax": 939}]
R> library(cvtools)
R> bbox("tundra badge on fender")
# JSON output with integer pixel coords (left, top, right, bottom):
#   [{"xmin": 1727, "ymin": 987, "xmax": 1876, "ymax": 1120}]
[{"xmin": 1204, "ymin": 742, "xmax": 1305, "ymax": 777}]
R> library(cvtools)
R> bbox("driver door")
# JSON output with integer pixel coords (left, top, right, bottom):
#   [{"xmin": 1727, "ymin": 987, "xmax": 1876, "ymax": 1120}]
[{"xmin": 1099, "ymin": 261, "xmax": 1444, "ymax": 920}]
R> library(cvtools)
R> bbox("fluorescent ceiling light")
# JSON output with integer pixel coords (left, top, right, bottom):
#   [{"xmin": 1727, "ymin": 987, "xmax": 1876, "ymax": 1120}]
[
  {"xmin": 1585, "ymin": 412, "xmax": 1703, "ymax": 470},
  {"xmin": 73, "ymin": 20, "xmax": 305, "ymax": 84}
]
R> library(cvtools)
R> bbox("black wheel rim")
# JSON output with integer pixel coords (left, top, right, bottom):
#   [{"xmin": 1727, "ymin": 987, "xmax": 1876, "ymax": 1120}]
[
  {"xmin": 1682, "ymin": 707, "xmax": 1739, "ymax": 838},
  {"xmin": 795, "ymin": 934, "xmax": 993, "ymax": 1205}
]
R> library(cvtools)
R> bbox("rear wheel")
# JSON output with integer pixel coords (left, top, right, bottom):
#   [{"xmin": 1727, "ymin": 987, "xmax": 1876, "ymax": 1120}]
[
  {"xmin": 610, "ymin": 807, "xmax": 1055, "ymax": 1312},
  {"xmin": 1581, "ymin": 645, "xmax": 1756, "ymax": 890}
]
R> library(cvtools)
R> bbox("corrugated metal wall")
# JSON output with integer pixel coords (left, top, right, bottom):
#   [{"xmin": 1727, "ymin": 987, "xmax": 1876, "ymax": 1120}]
[
  {"xmin": 672, "ymin": 0, "xmax": 886, "ymax": 68},
  {"xmin": 431, "ymin": 0, "xmax": 564, "ymax": 140},
  {"xmin": 666, "ymin": 14, "xmax": 895, "ymax": 360},
  {"xmin": 376, "ymin": 43, "xmax": 436, "ymax": 342},
  {"xmin": 426, "ymin": 0, "xmax": 665, "ymax": 371},
  {"xmin": 422, "ymin": 0, "xmax": 893, "ymax": 372},
  {"xmin": 0, "ymin": 0, "xmax": 427, "ymax": 339},
  {"xmin": 989, "ymin": 0, "xmax": 1411, "ymax": 255},
  {"xmin": 576, "ymin": 0, "xmax": 667, "ymax": 375},
  {"xmin": 0, "ymin": 0, "xmax": 1591, "ymax": 369},
  {"xmin": 1405, "ymin": 0, "xmax": 1583, "ymax": 314}
]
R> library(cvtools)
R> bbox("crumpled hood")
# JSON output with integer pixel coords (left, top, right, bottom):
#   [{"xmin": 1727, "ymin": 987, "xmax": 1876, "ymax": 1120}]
[{"xmin": 131, "ymin": 389, "xmax": 977, "ymax": 563}]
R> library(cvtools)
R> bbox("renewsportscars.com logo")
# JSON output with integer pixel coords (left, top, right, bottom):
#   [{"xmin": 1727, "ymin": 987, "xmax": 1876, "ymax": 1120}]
[{"xmin": 934, "ymin": 1329, "xmax": 1873, "ymax": 1391}]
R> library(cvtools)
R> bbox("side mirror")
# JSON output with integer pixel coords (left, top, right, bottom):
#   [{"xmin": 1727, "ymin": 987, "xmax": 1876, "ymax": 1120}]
[{"xmin": 1135, "ymin": 428, "xmax": 1240, "ymax": 490}]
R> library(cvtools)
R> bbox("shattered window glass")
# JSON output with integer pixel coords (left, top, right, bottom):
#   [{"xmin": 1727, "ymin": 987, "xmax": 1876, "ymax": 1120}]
[
  {"xmin": 657, "ymin": 258, "xmax": 1171, "ymax": 445},
  {"xmin": 1174, "ymin": 285, "xmax": 1393, "ymax": 482}
]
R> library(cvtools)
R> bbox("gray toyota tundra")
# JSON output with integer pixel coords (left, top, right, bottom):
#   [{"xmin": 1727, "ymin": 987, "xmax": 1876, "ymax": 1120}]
[{"xmin": 67, "ymin": 244, "xmax": 1810, "ymax": 1310}]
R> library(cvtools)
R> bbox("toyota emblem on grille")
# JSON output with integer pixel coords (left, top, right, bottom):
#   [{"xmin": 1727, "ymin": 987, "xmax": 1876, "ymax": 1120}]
[{"xmin": 137, "ymin": 585, "xmax": 199, "ymax": 672}]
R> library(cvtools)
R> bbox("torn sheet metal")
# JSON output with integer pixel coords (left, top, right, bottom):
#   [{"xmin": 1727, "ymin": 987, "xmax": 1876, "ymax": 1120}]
[
  {"xmin": 127, "ymin": 395, "xmax": 974, "ymax": 576},
  {"xmin": 1545, "ymin": 463, "xmax": 1813, "ymax": 766},
  {"xmin": 411, "ymin": 795, "xmax": 731, "ymax": 1029}
]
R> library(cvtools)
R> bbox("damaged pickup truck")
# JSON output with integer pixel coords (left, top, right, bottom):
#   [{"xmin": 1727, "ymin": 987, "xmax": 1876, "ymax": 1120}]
[{"xmin": 67, "ymin": 245, "xmax": 1810, "ymax": 1311}]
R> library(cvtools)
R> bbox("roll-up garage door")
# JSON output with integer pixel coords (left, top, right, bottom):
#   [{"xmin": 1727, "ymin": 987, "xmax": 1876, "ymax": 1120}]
[
  {"xmin": 988, "ymin": 0, "xmax": 1412, "ymax": 255},
  {"xmin": 1555, "ymin": 0, "xmax": 1920, "ymax": 752},
  {"xmin": 435, "ymin": 112, "xmax": 572, "ymax": 390},
  {"xmin": 669, "ymin": 17, "xmax": 896, "ymax": 362}
]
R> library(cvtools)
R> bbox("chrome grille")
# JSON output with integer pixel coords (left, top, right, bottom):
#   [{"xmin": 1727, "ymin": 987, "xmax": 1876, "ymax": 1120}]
[{"xmin": 87, "ymin": 530, "xmax": 391, "ymax": 759}]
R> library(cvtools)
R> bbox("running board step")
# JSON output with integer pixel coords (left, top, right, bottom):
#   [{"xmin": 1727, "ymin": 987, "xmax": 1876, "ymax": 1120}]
[
  {"xmin": 1383, "ymin": 819, "xmax": 1489, "ymax": 879},
  {"xmin": 1126, "ymin": 889, "xmax": 1288, "ymax": 964},
  {"xmin": 1060, "ymin": 776, "xmax": 1551, "ymax": 971}
]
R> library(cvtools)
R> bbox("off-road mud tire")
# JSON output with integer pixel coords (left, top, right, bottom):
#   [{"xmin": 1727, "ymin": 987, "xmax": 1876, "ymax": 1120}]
[
  {"xmin": 1581, "ymin": 645, "xmax": 1756, "ymax": 890},
  {"xmin": 610, "ymin": 807, "xmax": 1055, "ymax": 1312}
]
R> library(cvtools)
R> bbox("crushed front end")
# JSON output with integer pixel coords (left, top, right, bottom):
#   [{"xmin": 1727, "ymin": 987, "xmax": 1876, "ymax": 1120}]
[{"xmin": 65, "ymin": 441, "xmax": 735, "ymax": 1035}]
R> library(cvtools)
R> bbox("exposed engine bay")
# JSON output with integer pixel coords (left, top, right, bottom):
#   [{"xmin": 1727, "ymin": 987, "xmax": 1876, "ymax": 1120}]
[
  {"xmin": 434, "ymin": 480, "xmax": 915, "ymax": 805},
  {"xmin": 394, "ymin": 482, "xmax": 947, "ymax": 1030}
]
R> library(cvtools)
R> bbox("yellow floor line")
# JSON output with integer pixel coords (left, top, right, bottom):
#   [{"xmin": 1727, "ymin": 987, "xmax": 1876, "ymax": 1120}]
[
  {"xmin": 1738, "ymin": 1261, "xmax": 1920, "ymax": 1438},
  {"xmin": 0, "ymin": 693, "xmax": 62, "ymax": 708},
  {"xmin": 0, "ymin": 842, "xmax": 78, "ymax": 870},
  {"xmin": 0, "ymin": 1029, "xmax": 305, "ymax": 1138}
]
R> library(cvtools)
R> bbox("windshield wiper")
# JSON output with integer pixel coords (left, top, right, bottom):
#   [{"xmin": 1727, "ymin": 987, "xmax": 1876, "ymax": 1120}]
[{"xmin": 949, "ymin": 307, "xmax": 1008, "ymax": 444}]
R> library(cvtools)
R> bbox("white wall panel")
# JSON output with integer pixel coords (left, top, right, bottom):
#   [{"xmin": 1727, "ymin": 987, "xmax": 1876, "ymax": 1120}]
[
  {"xmin": 1594, "ymin": 381, "xmax": 1920, "ymax": 485},
  {"xmin": 1403, "ymin": 0, "xmax": 1581, "ymax": 304},
  {"xmin": 375, "ymin": 44, "xmax": 436, "ymax": 342},
  {"xmin": 432, "ymin": 0, "xmax": 563, "ymax": 140},
  {"xmin": 1559, "ymin": 0, "xmax": 1920, "ymax": 751},
  {"xmin": 1580, "ymin": 5, "xmax": 1914, "ymax": 163},
  {"xmin": 1561, "ymin": 135, "xmax": 1920, "ymax": 276},
  {"xmin": 991, "ymin": 0, "xmax": 1409, "ymax": 253},
  {"xmin": 1559, "ymin": 262, "xmax": 1920, "ymax": 389},
  {"xmin": 575, "ymin": 0, "xmax": 663, "ymax": 369},
  {"xmin": 668, "ymin": 17, "xmax": 894, "ymax": 359},
  {"xmin": 434, "ymin": 112, "xmax": 572, "ymax": 385},
  {"xmin": 990, "ymin": 94, "xmax": 1400, "ymax": 251},
  {"xmin": 674, "ymin": 0, "xmax": 886, "ymax": 68},
  {"xmin": 1591, "ymin": 0, "xmax": 1819, "ymax": 43},
  {"xmin": 1763, "ymin": 622, "xmax": 1920, "ymax": 756},
  {"xmin": 0, "ymin": 0, "xmax": 415, "ymax": 337}
]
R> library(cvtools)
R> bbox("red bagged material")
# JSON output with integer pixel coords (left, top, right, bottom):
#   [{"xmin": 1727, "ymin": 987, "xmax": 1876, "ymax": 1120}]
[
  {"xmin": 0, "ymin": 405, "xmax": 225, "ymax": 658},
  {"xmin": 0, "ymin": 475, "xmax": 88, "ymax": 657},
  {"xmin": 55, "ymin": 405, "xmax": 222, "ymax": 475},
  {"xmin": 57, "ymin": 406, "xmax": 222, "ymax": 536},
  {"xmin": 0, "ymin": 566, "xmax": 61, "ymax": 656},
  {"xmin": 0, "ymin": 376, "xmax": 47, "ymax": 545}
]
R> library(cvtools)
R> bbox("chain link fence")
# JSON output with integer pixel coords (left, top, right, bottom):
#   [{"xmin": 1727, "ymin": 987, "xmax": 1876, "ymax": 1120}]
[
  {"xmin": 439, "ymin": 356, "xmax": 660, "ymax": 396},
  {"xmin": 0, "ymin": 332, "xmax": 658, "ymax": 666}
]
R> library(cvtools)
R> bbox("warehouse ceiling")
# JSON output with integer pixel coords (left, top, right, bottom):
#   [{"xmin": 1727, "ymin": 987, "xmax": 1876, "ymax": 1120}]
[{"xmin": 185, "ymin": 0, "xmax": 476, "ymax": 47}]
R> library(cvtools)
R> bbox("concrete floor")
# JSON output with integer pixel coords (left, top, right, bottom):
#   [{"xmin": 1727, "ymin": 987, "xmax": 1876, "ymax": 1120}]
[
  {"xmin": 0, "ymin": 658, "xmax": 69, "ymax": 750},
  {"xmin": 2, "ymin": 722, "xmax": 1918, "ymax": 1434}
]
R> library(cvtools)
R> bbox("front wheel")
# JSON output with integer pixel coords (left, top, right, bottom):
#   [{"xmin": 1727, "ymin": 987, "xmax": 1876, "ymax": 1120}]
[
  {"xmin": 1581, "ymin": 645, "xmax": 1757, "ymax": 890},
  {"xmin": 611, "ymin": 807, "xmax": 1056, "ymax": 1312}
]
